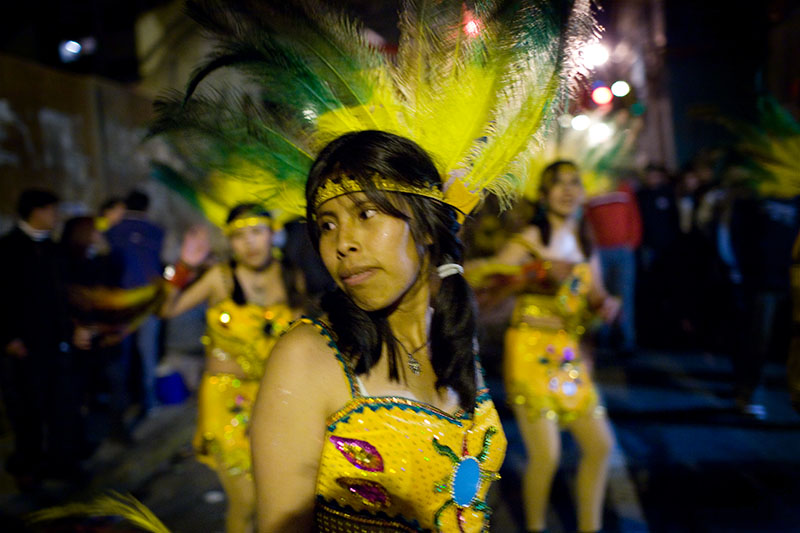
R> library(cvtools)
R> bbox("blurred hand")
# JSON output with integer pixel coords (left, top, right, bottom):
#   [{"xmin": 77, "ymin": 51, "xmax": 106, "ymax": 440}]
[
  {"xmin": 72, "ymin": 327, "xmax": 94, "ymax": 351},
  {"xmin": 598, "ymin": 295, "xmax": 622, "ymax": 323},
  {"xmin": 180, "ymin": 225, "xmax": 211, "ymax": 267},
  {"xmin": 547, "ymin": 260, "xmax": 575, "ymax": 282},
  {"xmin": 5, "ymin": 338, "xmax": 27, "ymax": 358}
]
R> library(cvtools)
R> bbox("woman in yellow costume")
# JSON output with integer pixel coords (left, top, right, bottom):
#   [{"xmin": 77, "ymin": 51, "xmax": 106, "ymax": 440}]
[
  {"xmin": 162, "ymin": 203, "xmax": 297, "ymax": 533},
  {"xmin": 144, "ymin": 0, "xmax": 599, "ymax": 530},
  {"xmin": 251, "ymin": 130, "xmax": 507, "ymax": 532},
  {"xmin": 478, "ymin": 161, "xmax": 619, "ymax": 533}
]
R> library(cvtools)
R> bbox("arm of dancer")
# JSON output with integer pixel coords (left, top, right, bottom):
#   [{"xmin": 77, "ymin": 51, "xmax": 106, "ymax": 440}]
[
  {"xmin": 251, "ymin": 323, "xmax": 348, "ymax": 533},
  {"xmin": 160, "ymin": 225, "xmax": 217, "ymax": 318},
  {"xmin": 465, "ymin": 226, "xmax": 573, "ymax": 294},
  {"xmin": 587, "ymin": 253, "xmax": 621, "ymax": 323},
  {"xmin": 160, "ymin": 264, "xmax": 221, "ymax": 318}
]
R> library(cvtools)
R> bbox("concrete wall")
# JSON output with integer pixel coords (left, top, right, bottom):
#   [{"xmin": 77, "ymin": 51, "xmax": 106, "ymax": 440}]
[{"xmin": 0, "ymin": 53, "xmax": 206, "ymax": 257}]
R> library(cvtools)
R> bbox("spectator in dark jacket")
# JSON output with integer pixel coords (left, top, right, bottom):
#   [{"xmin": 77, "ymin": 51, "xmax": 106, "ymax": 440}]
[{"xmin": 0, "ymin": 189, "xmax": 84, "ymax": 487}]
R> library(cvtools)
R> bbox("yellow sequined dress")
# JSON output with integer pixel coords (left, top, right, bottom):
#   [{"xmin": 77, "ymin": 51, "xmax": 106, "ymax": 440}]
[
  {"xmin": 195, "ymin": 298, "xmax": 293, "ymax": 476},
  {"xmin": 504, "ymin": 262, "xmax": 603, "ymax": 425},
  {"xmin": 299, "ymin": 318, "xmax": 507, "ymax": 532}
]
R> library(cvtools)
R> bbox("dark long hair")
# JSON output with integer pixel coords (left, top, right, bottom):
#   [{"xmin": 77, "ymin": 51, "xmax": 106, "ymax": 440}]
[
  {"xmin": 306, "ymin": 130, "xmax": 478, "ymax": 411},
  {"xmin": 531, "ymin": 160, "xmax": 594, "ymax": 256}
]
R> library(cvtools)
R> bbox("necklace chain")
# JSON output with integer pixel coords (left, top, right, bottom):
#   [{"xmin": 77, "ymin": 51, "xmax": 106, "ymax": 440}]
[{"xmin": 394, "ymin": 337, "xmax": 427, "ymax": 375}]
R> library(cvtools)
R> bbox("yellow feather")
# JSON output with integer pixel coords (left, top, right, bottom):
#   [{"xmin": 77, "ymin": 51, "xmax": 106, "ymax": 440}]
[{"xmin": 28, "ymin": 491, "xmax": 171, "ymax": 533}]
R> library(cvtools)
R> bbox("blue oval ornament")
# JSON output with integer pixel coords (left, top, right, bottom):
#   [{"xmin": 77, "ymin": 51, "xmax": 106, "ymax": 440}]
[{"xmin": 452, "ymin": 456, "xmax": 481, "ymax": 507}]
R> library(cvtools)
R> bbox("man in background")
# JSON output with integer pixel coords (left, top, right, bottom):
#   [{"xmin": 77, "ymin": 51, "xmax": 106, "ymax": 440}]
[
  {"xmin": 0, "ymin": 189, "xmax": 83, "ymax": 488},
  {"xmin": 106, "ymin": 190, "xmax": 165, "ymax": 430},
  {"xmin": 585, "ymin": 175, "xmax": 643, "ymax": 356}
]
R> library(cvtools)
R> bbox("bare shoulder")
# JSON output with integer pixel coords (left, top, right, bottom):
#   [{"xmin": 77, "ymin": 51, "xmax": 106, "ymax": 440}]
[
  {"xmin": 201, "ymin": 263, "xmax": 231, "ymax": 299},
  {"xmin": 272, "ymin": 321, "xmax": 337, "ymax": 361},
  {"xmin": 519, "ymin": 224, "xmax": 543, "ymax": 245},
  {"xmin": 261, "ymin": 320, "xmax": 352, "ymax": 418},
  {"xmin": 205, "ymin": 263, "xmax": 229, "ymax": 284}
]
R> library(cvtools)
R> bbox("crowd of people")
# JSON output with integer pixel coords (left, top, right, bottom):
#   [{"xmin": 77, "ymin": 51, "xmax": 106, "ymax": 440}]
[
  {"xmin": 0, "ymin": 189, "xmax": 169, "ymax": 487},
  {"xmin": 2, "ymin": 1, "xmax": 798, "ymax": 532},
  {"xmin": 2, "ymin": 147, "xmax": 798, "ymax": 532}
]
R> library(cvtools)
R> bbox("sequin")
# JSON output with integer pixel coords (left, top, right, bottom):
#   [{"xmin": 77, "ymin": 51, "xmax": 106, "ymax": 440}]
[
  {"xmin": 307, "ymin": 315, "xmax": 507, "ymax": 532},
  {"xmin": 194, "ymin": 373, "xmax": 259, "ymax": 477},
  {"xmin": 195, "ymin": 300, "xmax": 291, "ymax": 482},
  {"xmin": 329, "ymin": 436, "xmax": 384, "ymax": 472},
  {"xmin": 335, "ymin": 477, "xmax": 391, "ymax": 508},
  {"xmin": 505, "ymin": 262, "xmax": 603, "ymax": 427}
]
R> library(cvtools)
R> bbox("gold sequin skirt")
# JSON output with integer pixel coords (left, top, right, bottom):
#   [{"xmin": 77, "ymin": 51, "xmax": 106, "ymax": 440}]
[
  {"xmin": 194, "ymin": 372, "xmax": 259, "ymax": 477},
  {"xmin": 504, "ymin": 325, "xmax": 600, "ymax": 425}
]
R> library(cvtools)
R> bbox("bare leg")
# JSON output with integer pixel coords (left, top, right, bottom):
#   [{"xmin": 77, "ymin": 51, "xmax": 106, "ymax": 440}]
[
  {"xmin": 218, "ymin": 469, "xmax": 256, "ymax": 533},
  {"xmin": 568, "ymin": 411, "xmax": 614, "ymax": 532},
  {"xmin": 513, "ymin": 405, "xmax": 561, "ymax": 532}
]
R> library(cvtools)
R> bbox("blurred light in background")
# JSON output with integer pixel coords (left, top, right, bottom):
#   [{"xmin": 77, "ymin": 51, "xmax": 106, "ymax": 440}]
[
  {"xmin": 581, "ymin": 42, "xmax": 609, "ymax": 69},
  {"xmin": 571, "ymin": 114, "xmax": 590, "ymax": 131},
  {"xmin": 558, "ymin": 114, "xmax": 573, "ymax": 128},
  {"xmin": 611, "ymin": 80, "xmax": 631, "ymax": 97},
  {"xmin": 588, "ymin": 122, "xmax": 612, "ymax": 145},
  {"xmin": 58, "ymin": 37, "xmax": 97, "ymax": 63},
  {"xmin": 591, "ymin": 86, "xmax": 614, "ymax": 105},
  {"xmin": 464, "ymin": 19, "xmax": 480, "ymax": 36},
  {"xmin": 59, "ymin": 40, "xmax": 82, "ymax": 63}
]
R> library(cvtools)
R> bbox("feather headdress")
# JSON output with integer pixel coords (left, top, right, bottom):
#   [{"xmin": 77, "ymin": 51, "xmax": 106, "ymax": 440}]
[
  {"xmin": 729, "ymin": 97, "xmax": 800, "ymax": 198},
  {"xmin": 28, "ymin": 491, "xmax": 170, "ymax": 533},
  {"xmin": 149, "ymin": 0, "xmax": 600, "ymax": 219},
  {"xmin": 523, "ymin": 108, "xmax": 642, "ymax": 199}
]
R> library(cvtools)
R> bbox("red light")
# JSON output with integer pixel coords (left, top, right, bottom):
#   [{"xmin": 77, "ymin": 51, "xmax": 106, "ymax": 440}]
[
  {"xmin": 591, "ymin": 86, "xmax": 613, "ymax": 105},
  {"xmin": 464, "ymin": 14, "xmax": 480, "ymax": 37}
]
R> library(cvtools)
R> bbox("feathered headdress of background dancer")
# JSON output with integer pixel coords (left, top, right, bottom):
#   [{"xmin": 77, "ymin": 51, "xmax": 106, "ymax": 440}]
[
  {"xmin": 523, "ymin": 107, "xmax": 642, "ymax": 200},
  {"xmin": 724, "ymin": 97, "xmax": 800, "ymax": 198},
  {"xmin": 148, "ymin": 0, "xmax": 600, "ymax": 223}
]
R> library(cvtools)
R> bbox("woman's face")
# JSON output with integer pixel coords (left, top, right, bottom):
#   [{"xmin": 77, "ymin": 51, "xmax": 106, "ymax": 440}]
[
  {"xmin": 545, "ymin": 166, "xmax": 584, "ymax": 218},
  {"xmin": 229, "ymin": 222, "xmax": 273, "ymax": 269},
  {"xmin": 316, "ymin": 192, "xmax": 423, "ymax": 312}
]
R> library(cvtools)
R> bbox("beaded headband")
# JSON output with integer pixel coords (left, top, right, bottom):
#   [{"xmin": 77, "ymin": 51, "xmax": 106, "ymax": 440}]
[
  {"xmin": 224, "ymin": 215, "xmax": 273, "ymax": 235},
  {"xmin": 312, "ymin": 173, "xmax": 445, "ymax": 212}
]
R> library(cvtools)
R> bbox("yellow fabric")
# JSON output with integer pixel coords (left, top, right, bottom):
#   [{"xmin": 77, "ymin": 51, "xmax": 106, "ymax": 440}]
[
  {"xmin": 194, "ymin": 372, "xmax": 260, "ymax": 477},
  {"xmin": 504, "ymin": 263, "xmax": 600, "ymax": 425},
  {"xmin": 299, "ymin": 319, "xmax": 507, "ymax": 532},
  {"xmin": 195, "ymin": 300, "xmax": 292, "ymax": 476},
  {"xmin": 204, "ymin": 300, "xmax": 293, "ymax": 381}
]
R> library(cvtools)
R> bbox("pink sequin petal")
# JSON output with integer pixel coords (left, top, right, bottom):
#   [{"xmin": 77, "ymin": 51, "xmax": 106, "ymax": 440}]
[{"xmin": 329, "ymin": 435, "xmax": 385, "ymax": 472}]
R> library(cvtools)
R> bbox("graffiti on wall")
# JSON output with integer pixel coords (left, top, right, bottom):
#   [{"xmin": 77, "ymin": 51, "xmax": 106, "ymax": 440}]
[
  {"xmin": 0, "ymin": 99, "xmax": 34, "ymax": 168},
  {"xmin": 38, "ymin": 108, "xmax": 90, "ymax": 186}
]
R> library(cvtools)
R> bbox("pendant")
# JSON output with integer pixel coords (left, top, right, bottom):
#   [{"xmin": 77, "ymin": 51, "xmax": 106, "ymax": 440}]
[{"xmin": 407, "ymin": 353, "xmax": 422, "ymax": 375}]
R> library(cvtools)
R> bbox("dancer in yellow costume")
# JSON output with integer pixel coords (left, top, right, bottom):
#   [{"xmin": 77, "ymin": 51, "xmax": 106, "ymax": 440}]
[
  {"xmin": 473, "ymin": 162, "xmax": 620, "ymax": 533},
  {"xmin": 251, "ymin": 131, "xmax": 507, "ymax": 532},
  {"xmin": 147, "ymin": 1, "xmax": 600, "ymax": 530},
  {"xmin": 162, "ymin": 204, "xmax": 296, "ymax": 533}
]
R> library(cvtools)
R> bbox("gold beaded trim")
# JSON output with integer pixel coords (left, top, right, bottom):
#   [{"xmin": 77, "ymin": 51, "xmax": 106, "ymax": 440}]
[
  {"xmin": 312, "ymin": 173, "xmax": 444, "ymax": 211},
  {"xmin": 224, "ymin": 216, "xmax": 272, "ymax": 235}
]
